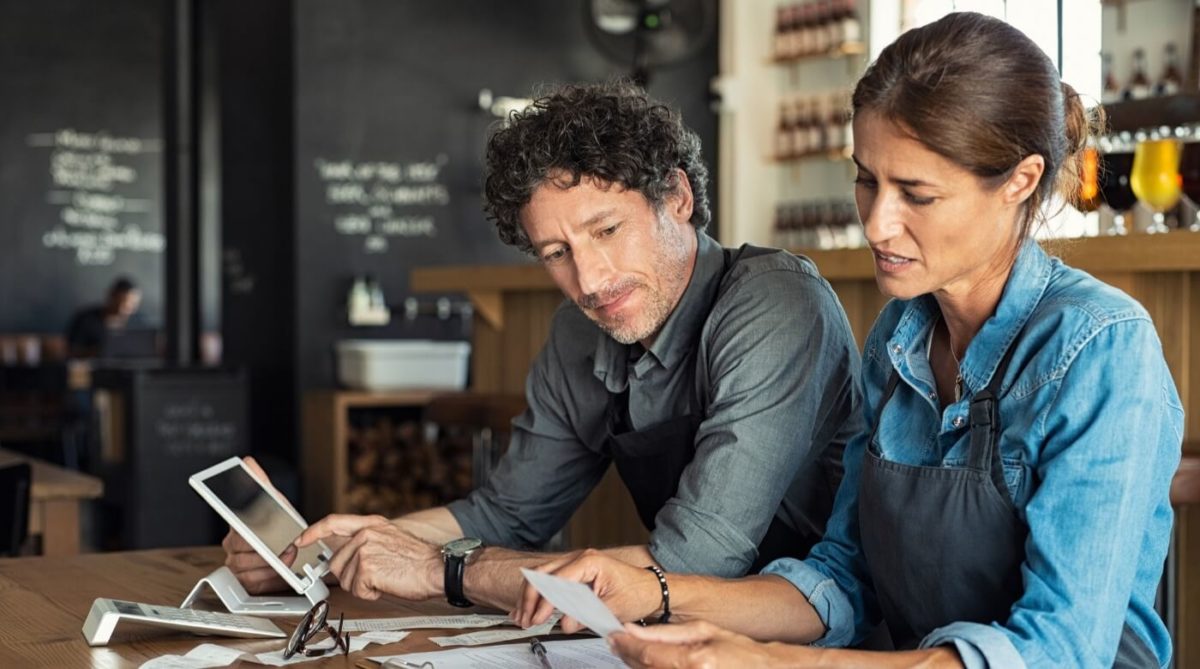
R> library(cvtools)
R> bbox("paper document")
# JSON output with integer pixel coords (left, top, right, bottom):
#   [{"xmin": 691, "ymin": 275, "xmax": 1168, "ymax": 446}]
[
  {"xmin": 429, "ymin": 615, "xmax": 559, "ymax": 647},
  {"xmin": 341, "ymin": 613, "xmax": 513, "ymax": 633},
  {"xmin": 368, "ymin": 637, "xmax": 626, "ymax": 668},
  {"xmin": 519, "ymin": 568, "xmax": 623, "ymax": 638}
]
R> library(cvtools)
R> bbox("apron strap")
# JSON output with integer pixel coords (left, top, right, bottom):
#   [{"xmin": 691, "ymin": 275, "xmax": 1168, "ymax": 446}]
[
  {"xmin": 868, "ymin": 370, "xmax": 903, "ymax": 454},
  {"xmin": 966, "ymin": 337, "xmax": 1023, "ymax": 504}
]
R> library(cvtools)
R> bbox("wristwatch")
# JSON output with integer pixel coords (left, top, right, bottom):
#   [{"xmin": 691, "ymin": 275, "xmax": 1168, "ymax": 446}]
[{"xmin": 441, "ymin": 537, "xmax": 483, "ymax": 607}]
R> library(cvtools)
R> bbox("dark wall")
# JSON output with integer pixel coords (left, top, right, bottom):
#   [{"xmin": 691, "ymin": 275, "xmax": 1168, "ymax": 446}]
[
  {"xmin": 292, "ymin": 0, "xmax": 720, "ymax": 393},
  {"xmin": 0, "ymin": 0, "xmax": 165, "ymax": 333},
  {"xmin": 214, "ymin": 0, "xmax": 297, "ymax": 465}
]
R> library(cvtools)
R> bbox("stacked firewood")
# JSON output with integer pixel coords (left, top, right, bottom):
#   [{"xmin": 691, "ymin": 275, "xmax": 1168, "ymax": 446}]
[{"xmin": 344, "ymin": 413, "xmax": 474, "ymax": 517}]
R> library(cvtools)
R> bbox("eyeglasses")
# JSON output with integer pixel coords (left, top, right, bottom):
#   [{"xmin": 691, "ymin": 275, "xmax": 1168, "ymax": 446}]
[{"xmin": 282, "ymin": 599, "xmax": 350, "ymax": 660}]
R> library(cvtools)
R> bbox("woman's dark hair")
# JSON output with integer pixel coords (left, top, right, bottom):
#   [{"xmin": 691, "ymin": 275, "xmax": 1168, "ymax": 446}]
[
  {"xmin": 483, "ymin": 79, "xmax": 711, "ymax": 254},
  {"xmin": 852, "ymin": 12, "xmax": 1101, "ymax": 240}
]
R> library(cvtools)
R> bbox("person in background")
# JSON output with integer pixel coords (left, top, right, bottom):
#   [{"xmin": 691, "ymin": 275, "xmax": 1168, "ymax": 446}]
[
  {"xmin": 517, "ymin": 13, "xmax": 1182, "ymax": 669},
  {"xmin": 224, "ymin": 80, "xmax": 863, "ymax": 612},
  {"xmin": 65, "ymin": 276, "xmax": 142, "ymax": 358}
]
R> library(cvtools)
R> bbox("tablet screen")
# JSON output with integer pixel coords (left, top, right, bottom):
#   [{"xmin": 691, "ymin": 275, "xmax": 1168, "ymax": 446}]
[{"xmin": 204, "ymin": 466, "xmax": 325, "ymax": 579}]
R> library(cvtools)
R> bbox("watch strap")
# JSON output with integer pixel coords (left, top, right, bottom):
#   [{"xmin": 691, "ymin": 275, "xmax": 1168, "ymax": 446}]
[{"xmin": 444, "ymin": 551, "xmax": 472, "ymax": 607}]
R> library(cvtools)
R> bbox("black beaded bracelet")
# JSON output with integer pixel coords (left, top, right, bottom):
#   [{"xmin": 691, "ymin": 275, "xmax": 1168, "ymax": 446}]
[{"xmin": 645, "ymin": 565, "xmax": 671, "ymax": 624}]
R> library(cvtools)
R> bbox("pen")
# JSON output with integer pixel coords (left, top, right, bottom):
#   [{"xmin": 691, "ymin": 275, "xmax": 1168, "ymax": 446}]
[{"xmin": 530, "ymin": 637, "xmax": 553, "ymax": 669}]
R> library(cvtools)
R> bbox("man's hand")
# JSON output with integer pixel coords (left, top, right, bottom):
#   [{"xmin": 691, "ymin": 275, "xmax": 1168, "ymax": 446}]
[
  {"xmin": 220, "ymin": 456, "xmax": 318, "ymax": 594},
  {"xmin": 513, "ymin": 549, "xmax": 661, "ymax": 633},
  {"xmin": 610, "ymin": 621, "xmax": 790, "ymax": 669},
  {"xmin": 295, "ymin": 514, "xmax": 442, "ymax": 601}
]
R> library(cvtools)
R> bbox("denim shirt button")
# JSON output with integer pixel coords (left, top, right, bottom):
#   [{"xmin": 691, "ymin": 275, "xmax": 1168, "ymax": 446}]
[
  {"xmin": 928, "ymin": 391, "xmax": 937, "ymax": 400},
  {"xmin": 892, "ymin": 344, "xmax": 903, "ymax": 355},
  {"xmin": 952, "ymin": 416, "xmax": 966, "ymax": 428}
]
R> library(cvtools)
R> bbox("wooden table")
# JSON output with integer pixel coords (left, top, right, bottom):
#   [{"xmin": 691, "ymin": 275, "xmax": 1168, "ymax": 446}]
[
  {"xmin": 0, "ymin": 546, "xmax": 515, "ymax": 668},
  {"xmin": 0, "ymin": 447, "xmax": 103, "ymax": 555}
]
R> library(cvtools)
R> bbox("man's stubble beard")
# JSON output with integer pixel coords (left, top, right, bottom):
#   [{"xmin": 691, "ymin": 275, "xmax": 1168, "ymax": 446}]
[{"xmin": 582, "ymin": 216, "xmax": 692, "ymax": 345}]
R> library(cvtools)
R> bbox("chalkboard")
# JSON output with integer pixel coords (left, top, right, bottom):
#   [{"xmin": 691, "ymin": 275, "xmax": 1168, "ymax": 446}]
[
  {"xmin": 104, "ymin": 367, "xmax": 248, "ymax": 549},
  {"xmin": 0, "ymin": 0, "xmax": 165, "ymax": 334},
  {"xmin": 291, "ymin": 0, "xmax": 719, "ymax": 391}
]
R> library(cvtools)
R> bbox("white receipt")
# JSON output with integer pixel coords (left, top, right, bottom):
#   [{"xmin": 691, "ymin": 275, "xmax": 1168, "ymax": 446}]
[
  {"xmin": 341, "ymin": 613, "xmax": 513, "ymax": 633},
  {"xmin": 429, "ymin": 615, "xmax": 560, "ymax": 647},
  {"xmin": 519, "ymin": 568, "xmax": 623, "ymax": 638},
  {"xmin": 368, "ymin": 637, "xmax": 626, "ymax": 668}
]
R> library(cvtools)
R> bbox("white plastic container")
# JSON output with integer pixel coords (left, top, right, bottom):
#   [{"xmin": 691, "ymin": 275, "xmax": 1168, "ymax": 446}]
[{"xmin": 336, "ymin": 340, "xmax": 470, "ymax": 391}]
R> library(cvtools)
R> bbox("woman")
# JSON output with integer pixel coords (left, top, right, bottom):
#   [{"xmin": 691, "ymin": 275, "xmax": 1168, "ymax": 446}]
[{"xmin": 514, "ymin": 12, "xmax": 1181, "ymax": 668}]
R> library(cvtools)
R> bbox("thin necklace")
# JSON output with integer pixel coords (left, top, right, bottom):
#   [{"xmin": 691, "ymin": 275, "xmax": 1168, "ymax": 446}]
[{"xmin": 928, "ymin": 314, "xmax": 964, "ymax": 403}]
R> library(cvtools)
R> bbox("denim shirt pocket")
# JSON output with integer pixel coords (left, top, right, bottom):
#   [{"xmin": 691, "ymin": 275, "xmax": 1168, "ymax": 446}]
[
  {"xmin": 940, "ymin": 456, "xmax": 1027, "ymax": 503},
  {"xmin": 1000, "ymin": 457, "xmax": 1027, "ymax": 502}
]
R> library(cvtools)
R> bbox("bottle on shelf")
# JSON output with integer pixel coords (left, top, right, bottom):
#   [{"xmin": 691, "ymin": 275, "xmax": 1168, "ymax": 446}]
[
  {"xmin": 791, "ymin": 97, "xmax": 812, "ymax": 156},
  {"xmin": 1157, "ymin": 43, "xmax": 1184, "ymax": 97},
  {"xmin": 797, "ymin": 4, "xmax": 815, "ymax": 58},
  {"xmin": 841, "ymin": 0, "xmax": 862, "ymax": 47},
  {"xmin": 824, "ymin": 0, "xmax": 843, "ymax": 53},
  {"xmin": 773, "ymin": 6, "xmax": 790, "ymax": 60},
  {"xmin": 1101, "ymin": 52, "xmax": 1122, "ymax": 105},
  {"xmin": 348, "ymin": 276, "xmax": 370, "ymax": 324},
  {"xmin": 1125, "ymin": 48, "xmax": 1152, "ymax": 100},
  {"xmin": 807, "ymin": 96, "xmax": 826, "ymax": 153},
  {"xmin": 811, "ymin": 0, "xmax": 830, "ymax": 55},
  {"xmin": 776, "ymin": 97, "xmax": 796, "ymax": 159},
  {"xmin": 825, "ymin": 92, "xmax": 845, "ymax": 153}
]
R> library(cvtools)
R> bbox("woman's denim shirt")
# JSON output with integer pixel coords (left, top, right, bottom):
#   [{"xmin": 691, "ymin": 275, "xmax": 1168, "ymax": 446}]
[{"xmin": 764, "ymin": 240, "xmax": 1183, "ymax": 669}]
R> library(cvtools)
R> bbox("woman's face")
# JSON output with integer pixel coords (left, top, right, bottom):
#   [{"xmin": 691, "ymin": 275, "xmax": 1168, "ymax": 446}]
[{"xmin": 852, "ymin": 111, "xmax": 1032, "ymax": 302}]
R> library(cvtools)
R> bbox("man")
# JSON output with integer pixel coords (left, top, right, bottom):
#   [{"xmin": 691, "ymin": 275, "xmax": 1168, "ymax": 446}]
[
  {"xmin": 225, "ymin": 80, "xmax": 862, "ymax": 613},
  {"xmin": 65, "ymin": 276, "xmax": 143, "ymax": 357}
]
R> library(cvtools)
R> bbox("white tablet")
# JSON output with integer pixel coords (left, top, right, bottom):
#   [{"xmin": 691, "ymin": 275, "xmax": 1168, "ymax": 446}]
[{"xmin": 190, "ymin": 457, "xmax": 332, "ymax": 596}]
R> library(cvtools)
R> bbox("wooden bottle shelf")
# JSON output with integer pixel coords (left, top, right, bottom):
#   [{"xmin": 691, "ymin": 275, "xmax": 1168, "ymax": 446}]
[
  {"xmin": 774, "ymin": 145, "xmax": 852, "ymax": 163},
  {"xmin": 1103, "ymin": 93, "xmax": 1200, "ymax": 134},
  {"xmin": 771, "ymin": 40, "xmax": 865, "ymax": 64}
]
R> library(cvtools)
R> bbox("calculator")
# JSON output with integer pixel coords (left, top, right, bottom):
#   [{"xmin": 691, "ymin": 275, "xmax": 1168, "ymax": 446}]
[{"xmin": 81, "ymin": 597, "xmax": 287, "ymax": 646}]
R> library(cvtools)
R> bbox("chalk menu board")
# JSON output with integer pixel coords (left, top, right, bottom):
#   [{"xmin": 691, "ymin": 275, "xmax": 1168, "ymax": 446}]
[
  {"xmin": 0, "ymin": 0, "xmax": 164, "ymax": 333},
  {"xmin": 292, "ymin": 0, "xmax": 718, "ymax": 390},
  {"xmin": 124, "ymin": 368, "xmax": 247, "ymax": 548}
]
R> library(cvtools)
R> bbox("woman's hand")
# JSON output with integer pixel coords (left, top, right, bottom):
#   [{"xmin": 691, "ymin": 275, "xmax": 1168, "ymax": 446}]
[
  {"xmin": 610, "ymin": 621, "xmax": 791, "ymax": 669},
  {"xmin": 513, "ymin": 549, "xmax": 662, "ymax": 633}
]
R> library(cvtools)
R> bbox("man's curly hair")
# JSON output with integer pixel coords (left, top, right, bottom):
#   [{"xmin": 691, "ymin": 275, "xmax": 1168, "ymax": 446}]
[{"xmin": 483, "ymin": 79, "xmax": 711, "ymax": 255}]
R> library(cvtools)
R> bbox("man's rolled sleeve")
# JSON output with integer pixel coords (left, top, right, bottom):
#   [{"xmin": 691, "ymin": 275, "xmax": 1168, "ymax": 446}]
[
  {"xmin": 920, "ymin": 622, "xmax": 1026, "ymax": 669},
  {"xmin": 648, "ymin": 501, "xmax": 759, "ymax": 576},
  {"xmin": 761, "ymin": 557, "xmax": 857, "ymax": 648},
  {"xmin": 446, "ymin": 324, "xmax": 610, "ymax": 549}
]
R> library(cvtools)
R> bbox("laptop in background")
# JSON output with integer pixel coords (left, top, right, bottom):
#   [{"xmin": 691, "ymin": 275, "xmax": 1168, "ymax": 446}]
[{"xmin": 100, "ymin": 328, "xmax": 160, "ymax": 360}]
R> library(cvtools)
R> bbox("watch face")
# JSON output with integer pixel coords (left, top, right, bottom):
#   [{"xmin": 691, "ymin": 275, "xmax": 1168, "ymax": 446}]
[{"xmin": 444, "ymin": 537, "xmax": 483, "ymax": 557}]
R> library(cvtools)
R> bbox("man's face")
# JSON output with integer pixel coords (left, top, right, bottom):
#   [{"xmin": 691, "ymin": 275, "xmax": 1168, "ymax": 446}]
[
  {"xmin": 110, "ymin": 289, "xmax": 142, "ymax": 317},
  {"xmin": 520, "ymin": 173, "xmax": 697, "ymax": 346}
]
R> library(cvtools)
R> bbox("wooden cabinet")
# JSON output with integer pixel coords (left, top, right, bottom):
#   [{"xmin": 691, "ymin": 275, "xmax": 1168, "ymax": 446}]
[
  {"xmin": 301, "ymin": 389, "xmax": 528, "ymax": 523},
  {"xmin": 301, "ymin": 390, "xmax": 437, "ymax": 519}
]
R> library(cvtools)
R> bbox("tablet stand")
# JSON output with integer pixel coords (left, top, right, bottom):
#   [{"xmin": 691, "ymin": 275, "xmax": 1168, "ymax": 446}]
[{"xmin": 181, "ymin": 565, "xmax": 330, "ymax": 617}]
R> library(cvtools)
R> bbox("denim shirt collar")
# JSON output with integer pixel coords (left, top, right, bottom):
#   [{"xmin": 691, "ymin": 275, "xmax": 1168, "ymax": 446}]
[
  {"xmin": 886, "ymin": 239, "xmax": 1054, "ymax": 396},
  {"xmin": 593, "ymin": 229, "xmax": 721, "ymax": 393}
]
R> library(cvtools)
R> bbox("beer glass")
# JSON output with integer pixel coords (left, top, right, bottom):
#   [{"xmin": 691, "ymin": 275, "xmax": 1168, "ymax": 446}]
[
  {"xmin": 1130, "ymin": 136, "xmax": 1182, "ymax": 234},
  {"xmin": 1099, "ymin": 147, "xmax": 1136, "ymax": 236}
]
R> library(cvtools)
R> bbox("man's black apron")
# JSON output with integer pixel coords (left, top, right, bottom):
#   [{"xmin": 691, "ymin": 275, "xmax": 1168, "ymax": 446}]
[
  {"xmin": 602, "ymin": 245, "xmax": 835, "ymax": 572},
  {"xmin": 858, "ymin": 337, "xmax": 1157, "ymax": 666}
]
